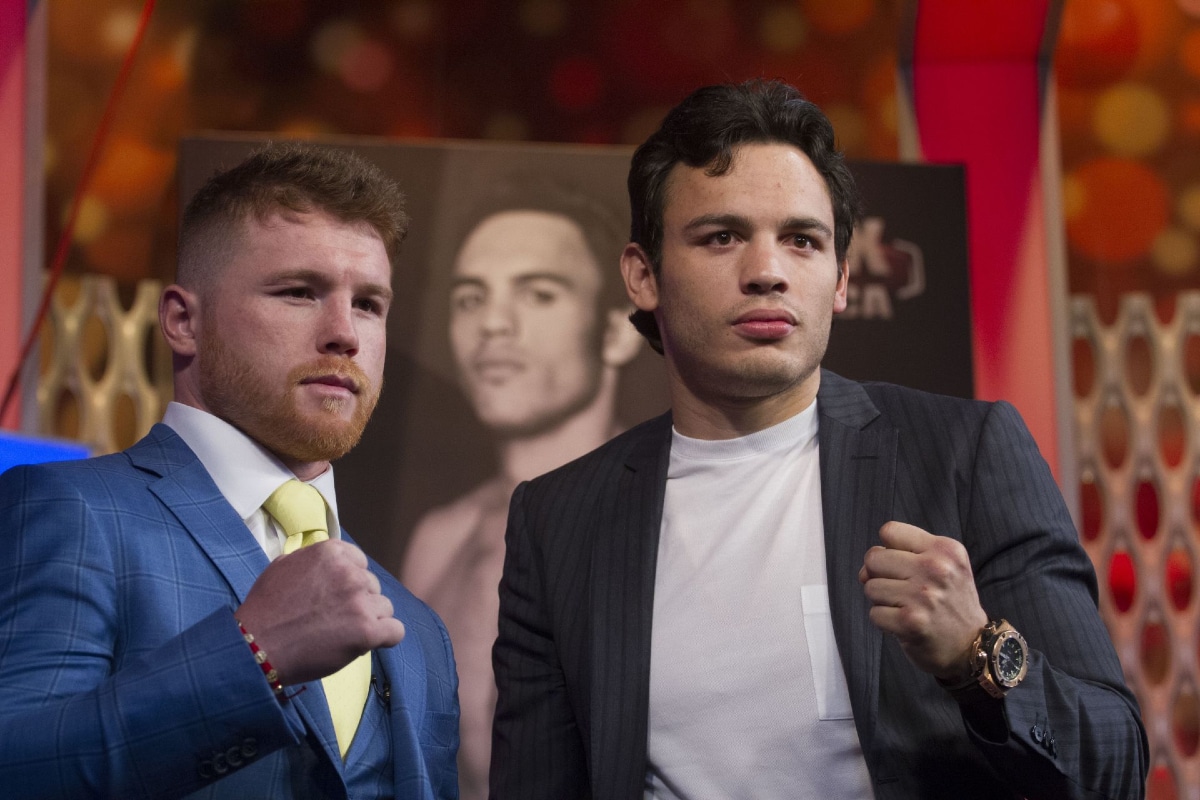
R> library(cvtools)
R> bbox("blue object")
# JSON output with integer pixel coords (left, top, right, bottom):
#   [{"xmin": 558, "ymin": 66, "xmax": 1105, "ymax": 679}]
[{"xmin": 0, "ymin": 430, "xmax": 90, "ymax": 475}]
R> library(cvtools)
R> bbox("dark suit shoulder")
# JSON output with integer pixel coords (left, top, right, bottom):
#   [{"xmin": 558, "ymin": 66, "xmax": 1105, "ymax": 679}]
[
  {"xmin": 818, "ymin": 372, "xmax": 1050, "ymax": 494},
  {"xmin": 858, "ymin": 378, "xmax": 988, "ymax": 412},
  {"xmin": 858, "ymin": 378, "xmax": 1037, "ymax": 452},
  {"xmin": 508, "ymin": 413, "xmax": 670, "ymax": 566},
  {"xmin": 524, "ymin": 412, "xmax": 671, "ymax": 494},
  {"xmin": 822, "ymin": 370, "xmax": 1002, "ymax": 437}
]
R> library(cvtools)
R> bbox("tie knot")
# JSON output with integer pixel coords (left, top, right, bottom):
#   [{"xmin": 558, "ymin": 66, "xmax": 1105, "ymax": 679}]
[{"xmin": 263, "ymin": 479, "xmax": 329, "ymax": 548}]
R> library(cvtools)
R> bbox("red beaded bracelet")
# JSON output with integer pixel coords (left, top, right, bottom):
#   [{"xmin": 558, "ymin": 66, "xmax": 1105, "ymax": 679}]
[{"xmin": 237, "ymin": 622, "xmax": 285, "ymax": 699}]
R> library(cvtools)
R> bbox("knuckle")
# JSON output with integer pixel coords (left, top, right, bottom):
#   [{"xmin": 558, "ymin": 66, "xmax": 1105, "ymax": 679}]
[
  {"xmin": 935, "ymin": 536, "xmax": 969, "ymax": 564},
  {"xmin": 925, "ymin": 558, "xmax": 953, "ymax": 584},
  {"xmin": 897, "ymin": 606, "xmax": 925, "ymax": 631}
]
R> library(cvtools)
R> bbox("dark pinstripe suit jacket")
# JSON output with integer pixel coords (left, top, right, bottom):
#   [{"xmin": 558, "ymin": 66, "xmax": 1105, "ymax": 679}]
[{"xmin": 491, "ymin": 370, "xmax": 1147, "ymax": 800}]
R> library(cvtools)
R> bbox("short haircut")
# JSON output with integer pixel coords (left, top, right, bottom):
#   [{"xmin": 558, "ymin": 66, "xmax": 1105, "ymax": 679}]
[
  {"xmin": 453, "ymin": 177, "xmax": 630, "ymax": 312},
  {"xmin": 178, "ymin": 142, "xmax": 409, "ymax": 291},
  {"xmin": 627, "ymin": 79, "xmax": 863, "ymax": 353}
]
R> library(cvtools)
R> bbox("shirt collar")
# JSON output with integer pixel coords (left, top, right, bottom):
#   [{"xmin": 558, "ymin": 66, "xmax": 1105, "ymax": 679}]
[
  {"xmin": 161, "ymin": 401, "xmax": 342, "ymax": 532},
  {"xmin": 670, "ymin": 399, "xmax": 819, "ymax": 461}
]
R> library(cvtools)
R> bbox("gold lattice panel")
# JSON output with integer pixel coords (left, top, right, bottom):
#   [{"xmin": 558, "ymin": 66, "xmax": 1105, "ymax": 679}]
[
  {"xmin": 37, "ymin": 274, "xmax": 171, "ymax": 455},
  {"xmin": 1072, "ymin": 292, "xmax": 1200, "ymax": 800}
]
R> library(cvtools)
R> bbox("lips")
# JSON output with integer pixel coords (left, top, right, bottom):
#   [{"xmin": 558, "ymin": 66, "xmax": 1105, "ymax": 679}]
[
  {"xmin": 735, "ymin": 308, "xmax": 798, "ymax": 325},
  {"xmin": 733, "ymin": 308, "xmax": 798, "ymax": 340},
  {"xmin": 300, "ymin": 374, "xmax": 360, "ymax": 394},
  {"xmin": 472, "ymin": 356, "xmax": 526, "ymax": 382}
]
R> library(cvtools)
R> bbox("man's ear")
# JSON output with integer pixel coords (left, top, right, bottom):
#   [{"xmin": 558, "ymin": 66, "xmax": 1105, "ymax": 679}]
[
  {"xmin": 602, "ymin": 305, "xmax": 644, "ymax": 368},
  {"xmin": 832, "ymin": 258, "xmax": 849, "ymax": 315},
  {"xmin": 159, "ymin": 284, "xmax": 201, "ymax": 358},
  {"xmin": 620, "ymin": 242, "xmax": 659, "ymax": 313}
]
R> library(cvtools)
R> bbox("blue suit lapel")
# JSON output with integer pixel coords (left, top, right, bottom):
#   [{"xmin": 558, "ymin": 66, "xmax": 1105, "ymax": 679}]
[
  {"xmin": 131, "ymin": 425, "xmax": 269, "ymax": 602},
  {"xmin": 816, "ymin": 370, "xmax": 897, "ymax": 769}
]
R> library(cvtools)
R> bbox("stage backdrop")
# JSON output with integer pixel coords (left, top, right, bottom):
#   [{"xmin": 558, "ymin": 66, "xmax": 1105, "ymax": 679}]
[{"xmin": 178, "ymin": 135, "xmax": 970, "ymax": 574}]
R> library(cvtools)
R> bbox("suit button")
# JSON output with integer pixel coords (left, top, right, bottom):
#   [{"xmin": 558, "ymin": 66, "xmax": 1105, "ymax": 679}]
[
  {"xmin": 226, "ymin": 745, "xmax": 244, "ymax": 768},
  {"xmin": 241, "ymin": 737, "xmax": 258, "ymax": 759},
  {"xmin": 212, "ymin": 751, "xmax": 229, "ymax": 775},
  {"xmin": 198, "ymin": 760, "xmax": 214, "ymax": 780},
  {"xmin": 1030, "ymin": 724, "xmax": 1043, "ymax": 743}
]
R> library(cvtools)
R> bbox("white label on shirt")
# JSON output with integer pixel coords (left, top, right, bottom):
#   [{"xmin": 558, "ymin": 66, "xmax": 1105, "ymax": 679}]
[{"xmin": 801, "ymin": 584, "xmax": 855, "ymax": 720}]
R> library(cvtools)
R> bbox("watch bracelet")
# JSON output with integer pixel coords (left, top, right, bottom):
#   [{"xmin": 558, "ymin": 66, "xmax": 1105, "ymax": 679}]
[{"xmin": 936, "ymin": 622, "xmax": 1004, "ymax": 704}]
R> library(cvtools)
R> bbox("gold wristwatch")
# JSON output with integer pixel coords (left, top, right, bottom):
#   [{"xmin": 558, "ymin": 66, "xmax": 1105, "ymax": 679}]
[{"xmin": 941, "ymin": 619, "xmax": 1029, "ymax": 702}]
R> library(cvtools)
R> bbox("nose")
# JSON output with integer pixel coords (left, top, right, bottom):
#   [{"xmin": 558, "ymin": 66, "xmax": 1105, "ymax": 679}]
[
  {"xmin": 479, "ymin": 294, "xmax": 517, "ymax": 338},
  {"xmin": 740, "ymin": 241, "xmax": 789, "ymax": 295},
  {"xmin": 319, "ymin": 300, "xmax": 359, "ymax": 356}
]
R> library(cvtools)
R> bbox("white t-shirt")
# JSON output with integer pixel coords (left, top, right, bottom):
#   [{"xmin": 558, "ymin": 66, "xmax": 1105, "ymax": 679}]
[{"xmin": 646, "ymin": 401, "xmax": 874, "ymax": 799}]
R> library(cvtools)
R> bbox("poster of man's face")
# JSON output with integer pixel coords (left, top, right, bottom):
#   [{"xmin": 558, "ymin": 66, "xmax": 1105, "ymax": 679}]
[
  {"xmin": 448, "ymin": 204, "xmax": 635, "ymax": 439},
  {"xmin": 396, "ymin": 170, "xmax": 650, "ymax": 800}
]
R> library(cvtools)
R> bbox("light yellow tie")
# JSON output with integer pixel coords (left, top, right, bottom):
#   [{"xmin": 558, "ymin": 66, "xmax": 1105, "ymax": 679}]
[{"xmin": 263, "ymin": 479, "xmax": 371, "ymax": 759}]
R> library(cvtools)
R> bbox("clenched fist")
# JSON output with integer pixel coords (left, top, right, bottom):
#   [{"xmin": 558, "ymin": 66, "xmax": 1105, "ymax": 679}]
[
  {"xmin": 858, "ymin": 521, "xmax": 987, "ymax": 680},
  {"xmin": 236, "ymin": 539, "xmax": 406, "ymax": 685}
]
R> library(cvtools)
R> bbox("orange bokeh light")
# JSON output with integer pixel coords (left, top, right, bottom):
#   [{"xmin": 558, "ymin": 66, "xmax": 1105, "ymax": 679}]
[
  {"xmin": 1065, "ymin": 157, "xmax": 1170, "ymax": 264},
  {"xmin": 801, "ymin": 0, "xmax": 876, "ymax": 37},
  {"xmin": 1180, "ymin": 27, "xmax": 1200, "ymax": 79},
  {"xmin": 1180, "ymin": 97, "xmax": 1200, "ymax": 136},
  {"xmin": 1056, "ymin": 0, "xmax": 1139, "ymax": 88},
  {"xmin": 88, "ymin": 136, "xmax": 175, "ymax": 215},
  {"xmin": 1126, "ymin": 0, "xmax": 1186, "ymax": 74}
]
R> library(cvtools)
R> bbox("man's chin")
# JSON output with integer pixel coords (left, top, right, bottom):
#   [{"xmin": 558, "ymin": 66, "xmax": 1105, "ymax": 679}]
[
  {"xmin": 473, "ymin": 405, "xmax": 569, "ymax": 440},
  {"xmin": 274, "ymin": 421, "xmax": 364, "ymax": 463},
  {"xmin": 245, "ymin": 402, "xmax": 371, "ymax": 464}
]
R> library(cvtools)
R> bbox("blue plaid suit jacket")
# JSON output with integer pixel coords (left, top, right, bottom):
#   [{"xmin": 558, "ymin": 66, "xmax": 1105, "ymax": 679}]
[
  {"xmin": 491, "ymin": 370, "xmax": 1148, "ymax": 800},
  {"xmin": 0, "ymin": 424, "xmax": 459, "ymax": 799}
]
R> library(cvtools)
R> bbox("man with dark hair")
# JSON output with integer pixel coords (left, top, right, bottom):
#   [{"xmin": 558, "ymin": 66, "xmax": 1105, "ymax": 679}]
[
  {"xmin": 403, "ymin": 179, "xmax": 642, "ymax": 800},
  {"xmin": 490, "ymin": 80, "xmax": 1147, "ymax": 799},
  {"xmin": 0, "ymin": 142, "xmax": 459, "ymax": 799}
]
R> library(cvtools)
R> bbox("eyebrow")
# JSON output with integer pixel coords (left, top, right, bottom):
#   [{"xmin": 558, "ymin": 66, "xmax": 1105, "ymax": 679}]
[
  {"xmin": 362, "ymin": 282, "xmax": 394, "ymax": 304},
  {"xmin": 270, "ymin": 269, "xmax": 393, "ymax": 304},
  {"xmin": 684, "ymin": 213, "xmax": 834, "ymax": 239},
  {"xmin": 683, "ymin": 213, "xmax": 751, "ymax": 233}
]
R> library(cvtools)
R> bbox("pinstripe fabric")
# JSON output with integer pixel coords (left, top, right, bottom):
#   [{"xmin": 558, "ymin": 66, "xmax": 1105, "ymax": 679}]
[
  {"xmin": 491, "ymin": 370, "xmax": 1148, "ymax": 800},
  {"xmin": 0, "ymin": 424, "xmax": 459, "ymax": 800}
]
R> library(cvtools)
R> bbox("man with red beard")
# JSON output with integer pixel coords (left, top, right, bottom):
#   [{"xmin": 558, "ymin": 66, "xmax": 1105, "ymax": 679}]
[{"xmin": 0, "ymin": 144, "xmax": 459, "ymax": 799}]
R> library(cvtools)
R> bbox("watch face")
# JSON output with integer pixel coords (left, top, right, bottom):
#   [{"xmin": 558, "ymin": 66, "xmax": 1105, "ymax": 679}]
[{"xmin": 995, "ymin": 635, "xmax": 1026, "ymax": 685}]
